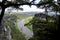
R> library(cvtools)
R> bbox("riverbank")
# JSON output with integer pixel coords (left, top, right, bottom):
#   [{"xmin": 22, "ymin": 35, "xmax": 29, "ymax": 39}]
[{"xmin": 17, "ymin": 19, "xmax": 33, "ymax": 40}]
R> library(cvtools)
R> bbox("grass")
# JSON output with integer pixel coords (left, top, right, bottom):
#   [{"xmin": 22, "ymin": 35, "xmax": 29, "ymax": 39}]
[
  {"xmin": 15, "ymin": 14, "xmax": 33, "ymax": 22},
  {"xmin": 6, "ymin": 20, "xmax": 26, "ymax": 40},
  {"xmin": 4, "ymin": 14, "xmax": 26, "ymax": 40},
  {"xmin": 4, "ymin": 14, "xmax": 34, "ymax": 40},
  {"xmin": 24, "ymin": 16, "xmax": 33, "ymax": 30},
  {"xmin": 15, "ymin": 14, "xmax": 34, "ymax": 30},
  {"xmin": 28, "ymin": 17, "xmax": 58, "ymax": 40},
  {"xmin": 24, "ymin": 16, "xmax": 33, "ymax": 24},
  {"xmin": 26, "ymin": 23, "xmax": 33, "ymax": 30}
]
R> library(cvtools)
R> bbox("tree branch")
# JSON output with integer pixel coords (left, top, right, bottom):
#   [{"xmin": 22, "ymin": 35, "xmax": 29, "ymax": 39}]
[
  {"xmin": 0, "ymin": 1, "xmax": 52, "ymax": 8},
  {"xmin": 0, "ymin": 7, "xmax": 5, "ymax": 24}
]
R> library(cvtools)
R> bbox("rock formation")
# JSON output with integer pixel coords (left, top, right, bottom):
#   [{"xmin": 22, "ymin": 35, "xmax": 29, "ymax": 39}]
[{"xmin": 0, "ymin": 20, "xmax": 11, "ymax": 40}]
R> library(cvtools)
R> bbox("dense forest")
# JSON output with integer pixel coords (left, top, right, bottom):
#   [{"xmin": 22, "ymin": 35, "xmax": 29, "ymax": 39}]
[{"xmin": 0, "ymin": 0, "xmax": 60, "ymax": 40}]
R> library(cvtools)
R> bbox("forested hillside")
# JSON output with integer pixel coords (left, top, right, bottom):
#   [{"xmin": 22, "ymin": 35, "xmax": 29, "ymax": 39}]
[{"xmin": 4, "ymin": 14, "xmax": 26, "ymax": 40}]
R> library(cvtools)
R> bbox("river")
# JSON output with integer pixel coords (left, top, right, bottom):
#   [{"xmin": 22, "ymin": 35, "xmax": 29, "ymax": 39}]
[{"xmin": 17, "ymin": 19, "xmax": 33, "ymax": 40}]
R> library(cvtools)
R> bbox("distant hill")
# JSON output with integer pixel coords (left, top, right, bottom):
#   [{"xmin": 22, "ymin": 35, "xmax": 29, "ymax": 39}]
[{"xmin": 5, "ymin": 11, "xmax": 56, "ymax": 16}]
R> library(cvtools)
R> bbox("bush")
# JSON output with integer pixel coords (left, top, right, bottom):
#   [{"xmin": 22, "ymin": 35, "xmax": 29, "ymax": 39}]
[
  {"xmin": 5, "ymin": 15, "xmax": 26, "ymax": 40},
  {"xmin": 28, "ymin": 17, "xmax": 58, "ymax": 40}
]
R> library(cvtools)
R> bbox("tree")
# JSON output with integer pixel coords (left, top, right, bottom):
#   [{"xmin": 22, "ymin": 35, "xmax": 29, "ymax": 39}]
[
  {"xmin": 0, "ymin": 0, "xmax": 55, "ymax": 24},
  {"xmin": 0, "ymin": 0, "xmax": 29, "ymax": 23},
  {"xmin": 37, "ymin": 0, "xmax": 54, "ymax": 22},
  {"xmin": 0, "ymin": 0, "xmax": 60, "ymax": 40},
  {"xmin": 36, "ymin": 0, "xmax": 60, "ymax": 22},
  {"xmin": 29, "ymin": 0, "xmax": 60, "ymax": 40},
  {"xmin": 0, "ymin": 0, "xmax": 30, "ymax": 40}
]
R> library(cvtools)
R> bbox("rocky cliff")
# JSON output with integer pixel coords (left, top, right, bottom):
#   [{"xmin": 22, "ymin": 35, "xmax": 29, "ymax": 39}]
[{"xmin": 0, "ymin": 20, "xmax": 11, "ymax": 40}]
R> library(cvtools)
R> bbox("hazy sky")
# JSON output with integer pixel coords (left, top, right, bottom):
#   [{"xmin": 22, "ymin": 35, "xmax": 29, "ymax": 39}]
[
  {"xmin": 0, "ymin": 0, "xmax": 58, "ymax": 13},
  {"xmin": 5, "ymin": 0, "xmax": 44, "ymax": 12},
  {"xmin": 19, "ymin": 0, "xmax": 57, "ymax": 12},
  {"xmin": 8, "ymin": 5, "xmax": 45, "ymax": 12}
]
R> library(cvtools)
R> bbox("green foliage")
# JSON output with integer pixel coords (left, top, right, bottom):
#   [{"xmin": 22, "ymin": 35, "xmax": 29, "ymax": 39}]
[
  {"xmin": 24, "ymin": 16, "xmax": 33, "ymax": 30},
  {"xmin": 7, "ymin": 21, "xmax": 26, "ymax": 40},
  {"xmin": 5, "ymin": 15, "xmax": 26, "ymax": 40},
  {"xmin": 28, "ymin": 17, "xmax": 58, "ymax": 40},
  {"xmin": 25, "ymin": 23, "xmax": 33, "ymax": 30}
]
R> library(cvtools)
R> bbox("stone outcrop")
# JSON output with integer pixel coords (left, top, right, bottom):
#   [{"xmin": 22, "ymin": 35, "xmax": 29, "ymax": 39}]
[{"xmin": 0, "ymin": 20, "xmax": 11, "ymax": 40}]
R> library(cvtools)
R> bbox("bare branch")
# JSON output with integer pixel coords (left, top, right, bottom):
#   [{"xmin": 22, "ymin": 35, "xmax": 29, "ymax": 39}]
[{"xmin": 5, "ymin": 1, "xmax": 52, "ymax": 8}]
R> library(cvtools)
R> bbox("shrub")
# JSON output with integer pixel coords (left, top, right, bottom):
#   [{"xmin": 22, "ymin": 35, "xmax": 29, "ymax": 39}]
[{"xmin": 28, "ymin": 17, "xmax": 58, "ymax": 40}]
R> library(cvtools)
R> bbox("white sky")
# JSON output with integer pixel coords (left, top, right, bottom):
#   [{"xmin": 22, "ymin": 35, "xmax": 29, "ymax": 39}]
[
  {"xmin": 5, "ymin": 0, "xmax": 44, "ymax": 12},
  {"xmin": 5, "ymin": 5, "xmax": 45, "ymax": 12},
  {"xmin": 11, "ymin": 5, "xmax": 45, "ymax": 12},
  {"xmin": 1, "ymin": 0, "xmax": 58, "ymax": 13},
  {"xmin": 21, "ymin": 5, "xmax": 44, "ymax": 12}
]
